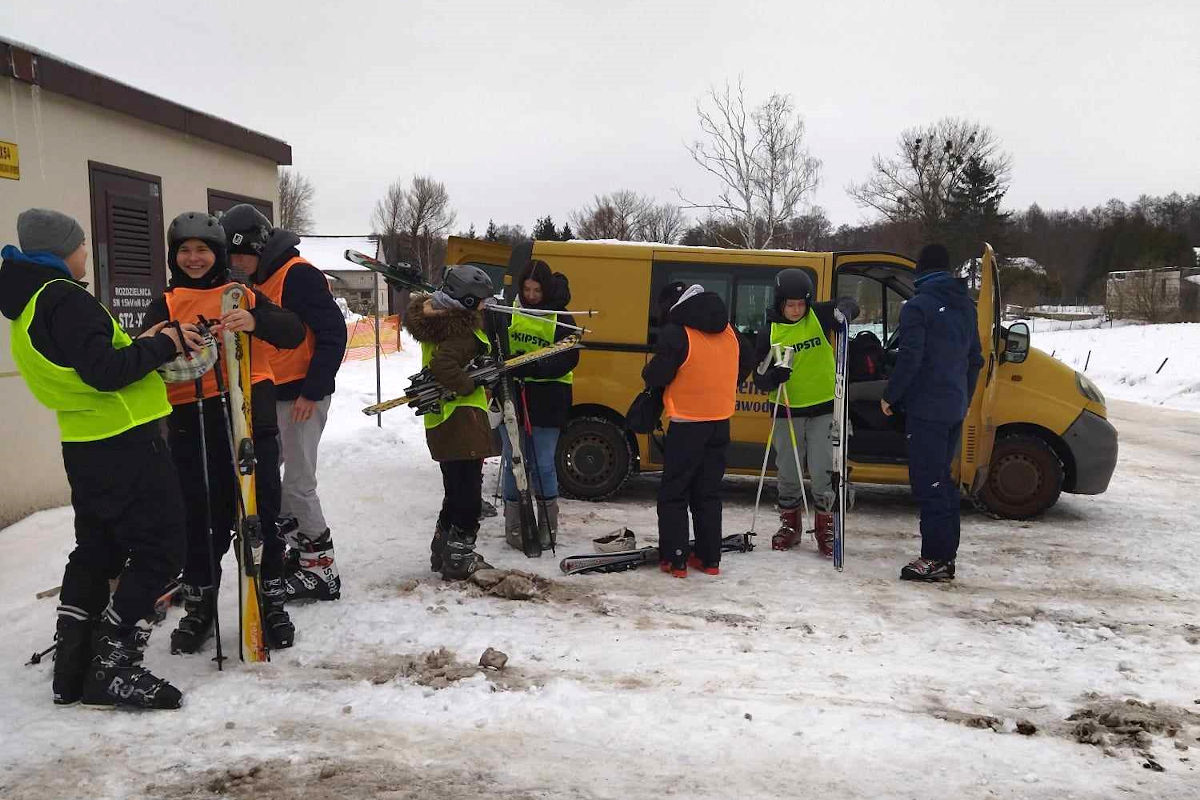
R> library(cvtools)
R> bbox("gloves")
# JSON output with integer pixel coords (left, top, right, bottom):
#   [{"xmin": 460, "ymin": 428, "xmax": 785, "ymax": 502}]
[
  {"xmin": 766, "ymin": 365, "xmax": 792, "ymax": 387},
  {"xmin": 835, "ymin": 297, "xmax": 861, "ymax": 322}
]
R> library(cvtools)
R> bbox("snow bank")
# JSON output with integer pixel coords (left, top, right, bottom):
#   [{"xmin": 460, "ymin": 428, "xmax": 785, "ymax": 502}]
[{"xmin": 1031, "ymin": 322, "xmax": 1200, "ymax": 411}]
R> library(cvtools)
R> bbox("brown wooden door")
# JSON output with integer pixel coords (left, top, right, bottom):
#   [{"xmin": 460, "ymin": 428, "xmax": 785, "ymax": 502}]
[{"xmin": 88, "ymin": 162, "xmax": 165, "ymax": 333}]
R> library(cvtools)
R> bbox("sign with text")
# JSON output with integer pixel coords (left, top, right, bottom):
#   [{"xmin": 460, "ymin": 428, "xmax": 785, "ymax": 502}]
[{"xmin": 0, "ymin": 140, "xmax": 18, "ymax": 180}]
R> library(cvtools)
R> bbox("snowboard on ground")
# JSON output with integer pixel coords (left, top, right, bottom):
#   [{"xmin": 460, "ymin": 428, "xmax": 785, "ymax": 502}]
[
  {"xmin": 220, "ymin": 283, "xmax": 269, "ymax": 662},
  {"xmin": 362, "ymin": 334, "xmax": 582, "ymax": 417},
  {"xmin": 560, "ymin": 533, "xmax": 756, "ymax": 575},
  {"xmin": 829, "ymin": 309, "xmax": 850, "ymax": 571}
]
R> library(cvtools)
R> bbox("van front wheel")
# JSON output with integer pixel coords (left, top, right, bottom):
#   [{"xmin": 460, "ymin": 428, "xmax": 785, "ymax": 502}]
[
  {"xmin": 557, "ymin": 416, "xmax": 633, "ymax": 501},
  {"xmin": 977, "ymin": 433, "xmax": 1064, "ymax": 519}
]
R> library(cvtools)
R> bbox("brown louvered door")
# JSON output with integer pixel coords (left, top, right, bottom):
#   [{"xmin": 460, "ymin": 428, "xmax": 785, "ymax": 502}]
[{"xmin": 88, "ymin": 162, "xmax": 166, "ymax": 333}]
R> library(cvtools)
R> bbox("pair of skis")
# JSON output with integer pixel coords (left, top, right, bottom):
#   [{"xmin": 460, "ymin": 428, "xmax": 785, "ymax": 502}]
[
  {"xmin": 829, "ymin": 310, "xmax": 850, "ymax": 571},
  {"xmin": 560, "ymin": 533, "xmax": 756, "ymax": 575}
]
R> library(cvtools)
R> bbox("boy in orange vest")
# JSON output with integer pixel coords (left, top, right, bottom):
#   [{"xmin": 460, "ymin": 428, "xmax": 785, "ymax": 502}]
[{"xmin": 642, "ymin": 283, "xmax": 754, "ymax": 576}]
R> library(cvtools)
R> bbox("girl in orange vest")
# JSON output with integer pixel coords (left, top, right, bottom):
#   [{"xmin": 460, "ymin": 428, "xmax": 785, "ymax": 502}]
[{"xmin": 140, "ymin": 212, "xmax": 304, "ymax": 655}]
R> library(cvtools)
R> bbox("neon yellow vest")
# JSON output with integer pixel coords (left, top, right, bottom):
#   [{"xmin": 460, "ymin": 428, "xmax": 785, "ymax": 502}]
[
  {"xmin": 507, "ymin": 302, "xmax": 573, "ymax": 385},
  {"xmin": 419, "ymin": 329, "xmax": 491, "ymax": 429},
  {"xmin": 769, "ymin": 313, "xmax": 835, "ymax": 409},
  {"xmin": 10, "ymin": 280, "xmax": 172, "ymax": 442}
]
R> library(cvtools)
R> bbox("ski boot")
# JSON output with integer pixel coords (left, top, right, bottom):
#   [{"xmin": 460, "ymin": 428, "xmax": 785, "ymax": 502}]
[
  {"xmin": 813, "ymin": 512, "xmax": 835, "ymax": 558},
  {"xmin": 260, "ymin": 578, "xmax": 295, "ymax": 649},
  {"xmin": 771, "ymin": 505, "xmax": 802, "ymax": 550},
  {"xmin": 503, "ymin": 500, "xmax": 523, "ymax": 551},
  {"xmin": 81, "ymin": 619, "xmax": 183, "ymax": 710},
  {"xmin": 280, "ymin": 516, "xmax": 301, "ymax": 574},
  {"xmin": 169, "ymin": 584, "xmax": 216, "ymax": 654},
  {"xmin": 52, "ymin": 606, "xmax": 93, "ymax": 705},
  {"xmin": 440, "ymin": 523, "xmax": 492, "ymax": 580},
  {"xmin": 537, "ymin": 498, "xmax": 559, "ymax": 550},
  {"xmin": 687, "ymin": 553, "xmax": 720, "ymax": 576},
  {"xmin": 430, "ymin": 522, "xmax": 447, "ymax": 573},
  {"xmin": 283, "ymin": 530, "xmax": 341, "ymax": 602}
]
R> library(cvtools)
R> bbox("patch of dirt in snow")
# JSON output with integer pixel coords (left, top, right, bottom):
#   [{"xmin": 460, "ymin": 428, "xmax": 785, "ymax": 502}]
[
  {"xmin": 313, "ymin": 646, "xmax": 532, "ymax": 691},
  {"xmin": 147, "ymin": 756, "xmax": 586, "ymax": 800},
  {"xmin": 955, "ymin": 600, "xmax": 1200, "ymax": 643},
  {"xmin": 1061, "ymin": 696, "xmax": 1200, "ymax": 770}
]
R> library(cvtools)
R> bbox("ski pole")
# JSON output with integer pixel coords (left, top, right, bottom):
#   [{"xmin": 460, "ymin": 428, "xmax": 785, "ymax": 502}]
[
  {"xmin": 778, "ymin": 384, "xmax": 812, "ymax": 528},
  {"xmin": 194, "ymin": 376, "xmax": 227, "ymax": 671},
  {"xmin": 483, "ymin": 304, "xmax": 591, "ymax": 333},
  {"xmin": 748, "ymin": 391, "xmax": 784, "ymax": 536},
  {"xmin": 26, "ymin": 642, "xmax": 56, "ymax": 666},
  {"xmin": 519, "ymin": 383, "xmax": 556, "ymax": 553}
]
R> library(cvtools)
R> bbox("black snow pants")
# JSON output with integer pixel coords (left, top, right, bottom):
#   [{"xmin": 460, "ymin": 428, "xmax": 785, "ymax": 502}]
[
  {"xmin": 657, "ymin": 419, "xmax": 731, "ymax": 569},
  {"xmin": 438, "ymin": 459, "xmax": 484, "ymax": 533},
  {"xmin": 59, "ymin": 423, "xmax": 186, "ymax": 625},
  {"xmin": 905, "ymin": 416, "xmax": 963, "ymax": 562}
]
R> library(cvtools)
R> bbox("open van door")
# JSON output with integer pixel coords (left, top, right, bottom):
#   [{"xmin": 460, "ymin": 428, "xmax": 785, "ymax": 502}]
[
  {"xmin": 959, "ymin": 243, "xmax": 1002, "ymax": 495},
  {"xmin": 445, "ymin": 236, "xmax": 513, "ymax": 292}
]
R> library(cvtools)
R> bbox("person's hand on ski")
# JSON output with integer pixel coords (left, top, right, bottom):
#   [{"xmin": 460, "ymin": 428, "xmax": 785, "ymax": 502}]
[
  {"xmin": 142, "ymin": 321, "xmax": 205, "ymax": 356},
  {"xmin": 292, "ymin": 397, "xmax": 317, "ymax": 423},
  {"xmin": 212, "ymin": 308, "xmax": 256, "ymax": 335},
  {"xmin": 880, "ymin": 398, "xmax": 893, "ymax": 416}
]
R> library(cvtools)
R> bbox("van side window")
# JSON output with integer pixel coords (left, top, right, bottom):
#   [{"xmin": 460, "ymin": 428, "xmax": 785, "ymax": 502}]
[
  {"xmin": 648, "ymin": 265, "xmax": 733, "ymax": 346},
  {"xmin": 837, "ymin": 274, "xmax": 885, "ymax": 339},
  {"xmin": 733, "ymin": 279, "xmax": 773, "ymax": 339}
]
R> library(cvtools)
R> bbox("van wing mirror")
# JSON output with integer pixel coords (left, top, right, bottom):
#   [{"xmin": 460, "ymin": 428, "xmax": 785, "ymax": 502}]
[{"xmin": 1003, "ymin": 322, "xmax": 1030, "ymax": 364}]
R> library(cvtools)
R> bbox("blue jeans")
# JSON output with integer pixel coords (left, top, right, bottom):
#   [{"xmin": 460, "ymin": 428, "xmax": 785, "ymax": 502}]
[{"xmin": 500, "ymin": 425, "xmax": 560, "ymax": 501}]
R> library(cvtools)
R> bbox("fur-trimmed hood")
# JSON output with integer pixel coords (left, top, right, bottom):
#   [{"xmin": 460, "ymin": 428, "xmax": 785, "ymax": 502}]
[{"xmin": 404, "ymin": 292, "xmax": 483, "ymax": 344}]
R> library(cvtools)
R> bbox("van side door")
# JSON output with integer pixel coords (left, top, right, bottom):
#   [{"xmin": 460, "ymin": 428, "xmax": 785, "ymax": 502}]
[{"xmin": 959, "ymin": 244, "xmax": 1002, "ymax": 494}]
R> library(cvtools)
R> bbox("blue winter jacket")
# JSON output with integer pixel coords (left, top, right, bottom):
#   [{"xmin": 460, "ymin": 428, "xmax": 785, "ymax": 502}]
[{"xmin": 883, "ymin": 271, "xmax": 985, "ymax": 423}]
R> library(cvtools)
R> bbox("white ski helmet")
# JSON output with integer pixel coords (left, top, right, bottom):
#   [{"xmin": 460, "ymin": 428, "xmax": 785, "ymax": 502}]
[{"xmin": 156, "ymin": 328, "xmax": 219, "ymax": 384}]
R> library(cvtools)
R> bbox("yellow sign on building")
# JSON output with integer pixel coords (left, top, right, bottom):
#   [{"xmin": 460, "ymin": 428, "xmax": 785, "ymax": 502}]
[{"xmin": 0, "ymin": 140, "xmax": 19, "ymax": 180}]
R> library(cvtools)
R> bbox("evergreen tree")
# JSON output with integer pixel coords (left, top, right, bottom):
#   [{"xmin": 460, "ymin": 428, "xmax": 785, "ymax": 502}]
[
  {"xmin": 484, "ymin": 219, "xmax": 499, "ymax": 241},
  {"xmin": 533, "ymin": 215, "xmax": 559, "ymax": 240},
  {"xmin": 464, "ymin": 223, "xmax": 477, "ymax": 239},
  {"xmin": 559, "ymin": 222, "xmax": 574, "ymax": 241},
  {"xmin": 944, "ymin": 154, "xmax": 1011, "ymax": 284}
]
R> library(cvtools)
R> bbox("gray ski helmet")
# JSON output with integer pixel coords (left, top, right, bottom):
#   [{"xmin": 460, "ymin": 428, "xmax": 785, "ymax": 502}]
[
  {"xmin": 774, "ymin": 268, "xmax": 814, "ymax": 309},
  {"xmin": 441, "ymin": 265, "xmax": 495, "ymax": 309},
  {"xmin": 167, "ymin": 211, "xmax": 226, "ymax": 252},
  {"xmin": 219, "ymin": 204, "xmax": 272, "ymax": 255}
]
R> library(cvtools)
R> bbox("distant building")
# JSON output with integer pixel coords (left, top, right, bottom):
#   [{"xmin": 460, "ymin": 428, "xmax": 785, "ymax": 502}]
[
  {"xmin": 1106, "ymin": 266, "xmax": 1200, "ymax": 322},
  {"xmin": 296, "ymin": 236, "xmax": 386, "ymax": 315},
  {"xmin": 1, "ymin": 38, "xmax": 291, "ymax": 526}
]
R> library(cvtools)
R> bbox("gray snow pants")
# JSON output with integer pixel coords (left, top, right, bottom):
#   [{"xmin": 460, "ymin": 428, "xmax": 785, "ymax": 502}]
[
  {"xmin": 276, "ymin": 396, "xmax": 332, "ymax": 538},
  {"xmin": 773, "ymin": 413, "xmax": 835, "ymax": 511}
]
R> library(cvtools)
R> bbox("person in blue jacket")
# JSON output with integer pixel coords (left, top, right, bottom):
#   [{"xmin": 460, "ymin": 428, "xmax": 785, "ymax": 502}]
[{"xmin": 881, "ymin": 243, "xmax": 984, "ymax": 581}]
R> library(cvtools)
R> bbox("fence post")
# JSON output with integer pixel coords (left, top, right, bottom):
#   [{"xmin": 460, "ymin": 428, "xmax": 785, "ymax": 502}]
[{"xmin": 374, "ymin": 272, "xmax": 382, "ymax": 429}]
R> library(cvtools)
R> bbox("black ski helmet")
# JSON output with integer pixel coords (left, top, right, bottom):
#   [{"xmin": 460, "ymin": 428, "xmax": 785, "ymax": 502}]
[
  {"xmin": 774, "ymin": 268, "xmax": 814, "ymax": 311},
  {"xmin": 166, "ymin": 211, "xmax": 228, "ymax": 286},
  {"xmin": 219, "ymin": 204, "xmax": 273, "ymax": 256},
  {"xmin": 441, "ymin": 265, "xmax": 495, "ymax": 310}
]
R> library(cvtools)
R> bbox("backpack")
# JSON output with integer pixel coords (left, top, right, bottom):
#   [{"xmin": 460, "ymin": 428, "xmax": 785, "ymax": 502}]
[{"xmin": 848, "ymin": 330, "xmax": 885, "ymax": 381}]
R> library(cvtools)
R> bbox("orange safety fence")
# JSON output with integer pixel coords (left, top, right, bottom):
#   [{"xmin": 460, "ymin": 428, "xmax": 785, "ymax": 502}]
[{"xmin": 343, "ymin": 315, "xmax": 404, "ymax": 361}]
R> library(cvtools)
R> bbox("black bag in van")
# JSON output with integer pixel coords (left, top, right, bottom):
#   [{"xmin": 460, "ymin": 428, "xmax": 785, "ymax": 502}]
[
  {"xmin": 848, "ymin": 331, "xmax": 886, "ymax": 381},
  {"xmin": 625, "ymin": 387, "xmax": 664, "ymax": 433}
]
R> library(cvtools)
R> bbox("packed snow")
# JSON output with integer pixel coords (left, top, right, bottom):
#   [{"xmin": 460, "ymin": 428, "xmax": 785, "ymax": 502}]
[{"xmin": 2, "ymin": 329, "xmax": 1199, "ymax": 799}]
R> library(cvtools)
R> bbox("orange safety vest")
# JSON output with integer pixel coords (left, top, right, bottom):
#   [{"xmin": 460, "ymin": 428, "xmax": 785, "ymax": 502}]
[
  {"xmin": 163, "ymin": 285, "xmax": 274, "ymax": 405},
  {"xmin": 256, "ymin": 256, "xmax": 327, "ymax": 385},
  {"xmin": 662, "ymin": 325, "xmax": 739, "ymax": 422}
]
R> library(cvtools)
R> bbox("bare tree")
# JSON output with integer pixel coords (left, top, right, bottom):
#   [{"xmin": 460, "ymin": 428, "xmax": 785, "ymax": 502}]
[
  {"xmin": 570, "ymin": 190, "xmax": 651, "ymax": 240},
  {"xmin": 371, "ymin": 179, "xmax": 407, "ymax": 265},
  {"xmin": 682, "ymin": 80, "xmax": 821, "ymax": 249},
  {"xmin": 403, "ymin": 175, "xmax": 456, "ymax": 282},
  {"xmin": 848, "ymin": 117, "xmax": 1012, "ymax": 241},
  {"xmin": 637, "ymin": 202, "xmax": 688, "ymax": 244},
  {"xmin": 278, "ymin": 169, "xmax": 316, "ymax": 234}
]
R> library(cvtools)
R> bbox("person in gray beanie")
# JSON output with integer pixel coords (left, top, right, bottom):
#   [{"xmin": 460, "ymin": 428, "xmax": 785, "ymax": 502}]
[{"xmin": 1, "ymin": 208, "xmax": 204, "ymax": 709}]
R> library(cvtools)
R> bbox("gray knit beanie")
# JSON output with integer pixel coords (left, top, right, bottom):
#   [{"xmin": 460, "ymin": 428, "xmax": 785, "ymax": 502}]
[{"xmin": 17, "ymin": 208, "xmax": 85, "ymax": 258}]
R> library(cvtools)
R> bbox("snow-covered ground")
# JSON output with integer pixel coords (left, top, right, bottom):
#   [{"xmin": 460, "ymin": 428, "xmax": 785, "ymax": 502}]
[
  {"xmin": 1030, "ymin": 322, "xmax": 1200, "ymax": 412},
  {"xmin": 2, "ymin": 333, "xmax": 1199, "ymax": 799}
]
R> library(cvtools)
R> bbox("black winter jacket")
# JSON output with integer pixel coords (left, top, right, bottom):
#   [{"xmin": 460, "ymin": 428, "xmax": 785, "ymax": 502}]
[
  {"xmin": 502, "ymin": 260, "xmax": 579, "ymax": 429},
  {"xmin": 883, "ymin": 271, "xmax": 984, "ymax": 423},
  {"xmin": 642, "ymin": 291, "xmax": 756, "ymax": 392},
  {"xmin": 253, "ymin": 230, "xmax": 347, "ymax": 402}
]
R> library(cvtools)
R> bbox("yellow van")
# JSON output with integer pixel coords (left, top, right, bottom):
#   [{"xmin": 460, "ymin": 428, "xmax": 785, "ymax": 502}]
[{"xmin": 446, "ymin": 237, "xmax": 1118, "ymax": 519}]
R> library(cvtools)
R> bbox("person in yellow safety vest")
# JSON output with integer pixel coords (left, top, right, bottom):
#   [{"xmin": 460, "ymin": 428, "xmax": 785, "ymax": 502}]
[
  {"xmin": 498, "ymin": 259, "xmax": 580, "ymax": 551},
  {"xmin": 752, "ymin": 269, "xmax": 860, "ymax": 556},
  {"xmin": 403, "ymin": 265, "xmax": 501, "ymax": 580},
  {"xmin": 140, "ymin": 212, "xmax": 305, "ymax": 655},
  {"xmin": 1, "ymin": 208, "xmax": 206, "ymax": 710},
  {"xmin": 642, "ymin": 282, "xmax": 756, "ymax": 577}
]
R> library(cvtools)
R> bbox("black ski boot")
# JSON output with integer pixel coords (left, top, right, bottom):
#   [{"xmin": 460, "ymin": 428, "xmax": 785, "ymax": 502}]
[
  {"xmin": 260, "ymin": 578, "xmax": 295, "ymax": 649},
  {"xmin": 440, "ymin": 523, "xmax": 492, "ymax": 580},
  {"xmin": 283, "ymin": 530, "xmax": 341, "ymax": 602},
  {"xmin": 280, "ymin": 516, "xmax": 301, "ymax": 573},
  {"xmin": 52, "ymin": 606, "xmax": 93, "ymax": 705},
  {"xmin": 169, "ymin": 584, "xmax": 216, "ymax": 654},
  {"xmin": 81, "ymin": 620, "xmax": 182, "ymax": 710},
  {"xmin": 430, "ymin": 522, "xmax": 447, "ymax": 573}
]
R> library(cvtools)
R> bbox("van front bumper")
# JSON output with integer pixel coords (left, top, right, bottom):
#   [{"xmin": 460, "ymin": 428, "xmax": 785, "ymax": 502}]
[{"xmin": 1063, "ymin": 410, "xmax": 1118, "ymax": 494}]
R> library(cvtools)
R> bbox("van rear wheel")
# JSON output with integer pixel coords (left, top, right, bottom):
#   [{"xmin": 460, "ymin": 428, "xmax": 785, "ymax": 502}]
[
  {"xmin": 977, "ymin": 433, "xmax": 1063, "ymax": 519},
  {"xmin": 557, "ymin": 416, "xmax": 633, "ymax": 501}
]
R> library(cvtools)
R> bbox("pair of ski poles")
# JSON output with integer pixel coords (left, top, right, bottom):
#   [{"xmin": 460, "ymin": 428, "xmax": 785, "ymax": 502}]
[{"xmin": 747, "ymin": 347, "xmax": 811, "ymax": 541}]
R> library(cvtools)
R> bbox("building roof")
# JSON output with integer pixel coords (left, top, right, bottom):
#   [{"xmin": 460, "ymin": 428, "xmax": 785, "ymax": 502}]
[
  {"xmin": 298, "ymin": 236, "xmax": 379, "ymax": 272},
  {"xmin": 1, "ymin": 37, "xmax": 291, "ymax": 165}
]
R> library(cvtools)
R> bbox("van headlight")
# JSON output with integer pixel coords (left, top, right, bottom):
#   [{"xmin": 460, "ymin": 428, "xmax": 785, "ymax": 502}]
[{"xmin": 1076, "ymin": 372, "xmax": 1105, "ymax": 406}]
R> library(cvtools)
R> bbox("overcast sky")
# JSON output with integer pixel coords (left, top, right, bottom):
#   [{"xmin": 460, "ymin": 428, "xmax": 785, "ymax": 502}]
[{"xmin": 4, "ymin": 0, "xmax": 1198, "ymax": 237}]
